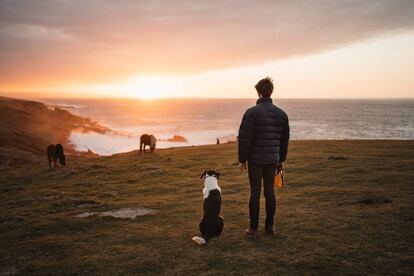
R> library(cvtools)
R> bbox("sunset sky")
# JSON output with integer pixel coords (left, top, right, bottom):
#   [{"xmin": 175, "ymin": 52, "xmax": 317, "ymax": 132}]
[{"xmin": 1, "ymin": 0, "xmax": 414, "ymax": 99}]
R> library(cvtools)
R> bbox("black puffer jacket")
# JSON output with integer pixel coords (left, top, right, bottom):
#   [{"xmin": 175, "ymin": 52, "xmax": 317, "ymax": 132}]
[{"xmin": 238, "ymin": 97, "xmax": 289, "ymax": 164}]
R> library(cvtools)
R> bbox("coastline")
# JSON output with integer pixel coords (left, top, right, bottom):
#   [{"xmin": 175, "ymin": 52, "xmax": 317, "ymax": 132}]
[{"xmin": 1, "ymin": 95, "xmax": 413, "ymax": 159}]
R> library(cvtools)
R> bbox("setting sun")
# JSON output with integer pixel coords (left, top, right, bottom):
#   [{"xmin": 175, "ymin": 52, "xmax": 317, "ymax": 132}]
[
  {"xmin": 43, "ymin": 75, "xmax": 181, "ymax": 99},
  {"xmin": 110, "ymin": 76, "xmax": 179, "ymax": 99}
]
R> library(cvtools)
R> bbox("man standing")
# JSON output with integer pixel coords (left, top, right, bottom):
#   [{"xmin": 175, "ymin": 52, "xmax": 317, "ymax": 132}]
[{"xmin": 238, "ymin": 77, "xmax": 290, "ymax": 237}]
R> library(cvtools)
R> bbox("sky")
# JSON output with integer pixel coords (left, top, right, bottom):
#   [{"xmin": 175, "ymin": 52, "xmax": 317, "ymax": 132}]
[{"xmin": 0, "ymin": 0, "xmax": 413, "ymax": 99}]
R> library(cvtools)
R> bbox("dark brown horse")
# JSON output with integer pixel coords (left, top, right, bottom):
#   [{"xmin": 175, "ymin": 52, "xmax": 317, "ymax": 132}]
[
  {"xmin": 47, "ymin": 144, "xmax": 66, "ymax": 168},
  {"xmin": 140, "ymin": 134, "xmax": 156, "ymax": 153}
]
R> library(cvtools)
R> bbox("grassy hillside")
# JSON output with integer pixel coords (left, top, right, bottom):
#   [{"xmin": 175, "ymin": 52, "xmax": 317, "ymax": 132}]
[
  {"xmin": 1, "ymin": 140, "xmax": 413, "ymax": 275},
  {"xmin": 0, "ymin": 96, "xmax": 108, "ymax": 165}
]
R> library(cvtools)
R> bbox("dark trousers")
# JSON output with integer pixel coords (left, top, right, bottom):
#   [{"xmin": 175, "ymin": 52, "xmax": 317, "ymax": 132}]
[{"xmin": 248, "ymin": 162, "xmax": 277, "ymax": 230}]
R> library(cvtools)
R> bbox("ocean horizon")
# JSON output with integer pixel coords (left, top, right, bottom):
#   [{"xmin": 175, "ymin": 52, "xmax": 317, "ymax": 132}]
[{"xmin": 40, "ymin": 98, "xmax": 414, "ymax": 155}]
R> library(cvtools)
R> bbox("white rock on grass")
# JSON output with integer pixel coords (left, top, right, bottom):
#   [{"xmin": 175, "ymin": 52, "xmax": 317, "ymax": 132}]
[
  {"xmin": 100, "ymin": 208, "xmax": 156, "ymax": 219},
  {"xmin": 75, "ymin": 208, "xmax": 156, "ymax": 219},
  {"xmin": 75, "ymin": 212, "xmax": 96, "ymax": 218}
]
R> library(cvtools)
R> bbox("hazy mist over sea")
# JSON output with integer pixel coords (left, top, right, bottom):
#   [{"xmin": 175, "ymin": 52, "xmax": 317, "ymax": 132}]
[{"xmin": 42, "ymin": 98, "xmax": 414, "ymax": 155}]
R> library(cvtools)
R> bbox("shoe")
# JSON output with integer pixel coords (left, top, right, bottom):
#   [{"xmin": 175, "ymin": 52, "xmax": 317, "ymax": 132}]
[
  {"xmin": 245, "ymin": 228, "xmax": 258, "ymax": 238},
  {"xmin": 265, "ymin": 226, "xmax": 275, "ymax": 235}
]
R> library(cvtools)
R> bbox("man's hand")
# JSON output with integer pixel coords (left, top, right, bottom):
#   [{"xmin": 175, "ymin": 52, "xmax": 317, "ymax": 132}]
[
  {"xmin": 239, "ymin": 162, "xmax": 247, "ymax": 173},
  {"xmin": 276, "ymin": 163, "xmax": 283, "ymax": 174}
]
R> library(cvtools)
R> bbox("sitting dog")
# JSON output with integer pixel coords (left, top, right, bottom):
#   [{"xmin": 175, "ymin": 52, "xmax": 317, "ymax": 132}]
[{"xmin": 192, "ymin": 169, "xmax": 224, "ymax": 245}]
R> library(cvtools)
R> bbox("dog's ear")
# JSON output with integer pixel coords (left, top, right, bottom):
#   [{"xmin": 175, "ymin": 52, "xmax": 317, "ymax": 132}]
[
  {"xmin": 215, "ymin": 172, "xmax": 220, "ymax": 180},
  {"xmin": 200, "ymin": 170, "xmax": 207, "ymax": 179}
]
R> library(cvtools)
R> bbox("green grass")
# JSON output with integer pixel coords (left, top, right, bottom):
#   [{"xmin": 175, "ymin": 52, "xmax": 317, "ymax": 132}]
[{"xmin": 1, "ymin": 140, "xmax": 413, "ymax": 275}]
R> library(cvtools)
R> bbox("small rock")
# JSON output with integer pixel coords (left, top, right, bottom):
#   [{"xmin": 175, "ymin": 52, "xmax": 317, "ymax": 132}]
[
  {"xmin": 328, "ymin": 155, "xmax": 349, "ymax": 160},
  {"xmin": 358, "ymin": 194, "xmax": 392, "ymax": 205}
]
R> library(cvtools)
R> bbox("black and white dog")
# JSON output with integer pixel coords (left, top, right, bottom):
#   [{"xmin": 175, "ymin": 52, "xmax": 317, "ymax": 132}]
[{"xmin": 192, "ymin": 169, "xmax": 224, "ymax": 245}]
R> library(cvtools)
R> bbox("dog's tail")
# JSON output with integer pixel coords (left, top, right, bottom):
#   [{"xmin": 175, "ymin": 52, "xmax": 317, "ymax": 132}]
[{"xmin": 192, "ymin": 236, "xmax": 206, "ymax": 245}]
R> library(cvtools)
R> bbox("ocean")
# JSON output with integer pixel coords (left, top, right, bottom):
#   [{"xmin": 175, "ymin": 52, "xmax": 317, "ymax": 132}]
[{"xmin": 42, "ymin": 98, "xmax": 414, "ymax": 155}]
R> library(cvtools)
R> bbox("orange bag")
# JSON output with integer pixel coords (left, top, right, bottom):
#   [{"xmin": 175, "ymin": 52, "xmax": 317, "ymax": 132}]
[{"xmin": 274, "ymin": 168, "xmax": 284, "ymax": 188}]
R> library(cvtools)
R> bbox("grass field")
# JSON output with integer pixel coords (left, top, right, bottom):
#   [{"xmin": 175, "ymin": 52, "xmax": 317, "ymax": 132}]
[{"xmin": 1, "ymin": 140, "xmax": 413, "ymax": 275}]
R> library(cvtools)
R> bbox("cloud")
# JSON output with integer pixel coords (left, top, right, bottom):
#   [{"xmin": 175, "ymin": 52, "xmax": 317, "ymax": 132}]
[
  {"xmin": 0, "ymin": 23, "xmax": 73, "ymax": 41},
  {"xmin": 1, "ymin": 0, "xmax": 414, "ymax": 87}
]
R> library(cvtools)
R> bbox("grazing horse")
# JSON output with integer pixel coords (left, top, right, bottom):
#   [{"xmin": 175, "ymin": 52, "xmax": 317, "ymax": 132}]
[
  {"xmin": 47, "ymin": 144, "xmax": 66, "ymax": 168},
  {"xmin": 140, "ymin": 134, "xmax": 156, "ymax": 153}
]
